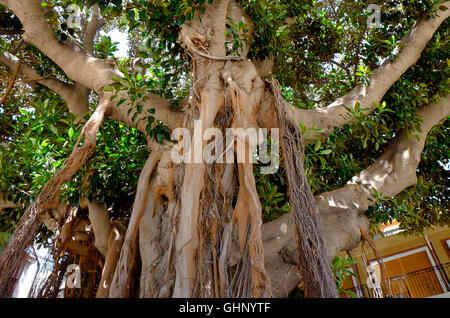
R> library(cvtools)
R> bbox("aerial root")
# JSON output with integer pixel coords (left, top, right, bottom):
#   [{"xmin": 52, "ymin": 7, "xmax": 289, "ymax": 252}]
[
  {"xmin": 232, "ymin": 162, "xmax": 272, "ymax": 297},
  {"xmin": 267, "ymin": 78, "xmax": 338, "ymax": 298},
  {"xmin": 0, "ymin": 98, "xmax": 111, "ymax": 297},
  {"xmin": 109, "ymin": 148, "xmax": 163, "ymax": 297},
  {"xmin": 225, "ymin": 71, "xmax": 271, "ymax": 297},
  {"xmin": 96, "ymin": 221, "xmax": 126, "ymax": 298},
  {"xmin": 360, "ymin": 225, "xmax": 393, "ymax": 297}
]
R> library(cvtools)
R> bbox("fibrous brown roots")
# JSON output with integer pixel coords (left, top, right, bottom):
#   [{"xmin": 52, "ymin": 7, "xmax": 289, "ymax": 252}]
[
  {"xmin": 27, "ymin": 205, "xmax": 104, "ymax": 298},
  {"xmin": 0, "ymin": 97, "xmax": 110, "ymax": 297},
  {"xmin": 360, "ymin": 226, "xmax": 393, "ymax": 298},
  {"xmin": 109, "ymin": 58, "xmax": 273, "ymax": 298},
  {"xmin": 196, "ymin": 161, "xmax": 231, "ymax": 297},
  {"xmin": 224, "ymin": 61, "xmax": 272, "ymax": 297},
  {"xmin": 268, "ymin": 79, "xmax": 338, "ymax": 298}
]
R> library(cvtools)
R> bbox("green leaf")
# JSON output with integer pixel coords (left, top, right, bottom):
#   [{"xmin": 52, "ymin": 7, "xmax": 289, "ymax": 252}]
[
  {"xmin": 299, "ymin": 122, "xmax": 307, "ymax": 135},
  {"xmin": 116, "ymin": 98, "xmax": 127, "ymax": 107},
  {"xmin": 314, "ymin": 140, "xmax": 321, "ymax": 152},
  {"xmin": 68, "ymin": 127, "xmax": 74, "ymax": 138},
  {"xmin": 103, "ymin": 86, "xmax": 115, "ymax": 92},
  {"xmin": 156, "ymin": 132, "xmax": 164, "ymax": 144},
  {"xmin": 49, "ymin": 125, "xmax": 58, "ymax": 136}
]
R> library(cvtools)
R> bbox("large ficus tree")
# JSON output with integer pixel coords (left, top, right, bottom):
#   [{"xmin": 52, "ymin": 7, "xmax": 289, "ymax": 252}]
[{"xmin": 0, "ymin": 0, "xmax": 448, "ymax": 298}]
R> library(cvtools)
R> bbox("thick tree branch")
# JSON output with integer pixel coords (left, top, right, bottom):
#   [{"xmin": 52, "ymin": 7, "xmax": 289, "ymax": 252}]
[
  {"xmin": 1, "ymin": 0, "xmax": 119, "ymax": 92},
  {"xmin": 0, "ymin": 52, "xmax": 89, "ymax": 115},
  {"xmin": 319, "ymin": 93, "xmax": 450, "ymax": 255},
  {"xmin": 0, "ymin": 192, "xmax": 25, "ymax": 211},
  {"xmin": 278, "ymin": 3, "xmax": 449, "ymax": 138},
  {"xmin": 0, "ymin": 59, "xmax": 21, "ymax": 106},
  {"xmin": 96, "ymin": 221, "xmax": 126, "ymax": 298},
  {"xmin": 2, "ymin": 0, "xmax": 184, "ymax": 132},
  {"xmin": 84, "ymin": 4, "xmax": 105, "ymax": 54},
  {"xmin": 264, "ymin": 94, "xmax": 450, "ymax": 296}
]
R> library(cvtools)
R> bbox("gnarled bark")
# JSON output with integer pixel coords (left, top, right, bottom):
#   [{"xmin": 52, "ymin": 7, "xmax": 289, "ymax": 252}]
[{"xmin": 84, "ymin": 4, "xmax": 105, "ymax": 55}]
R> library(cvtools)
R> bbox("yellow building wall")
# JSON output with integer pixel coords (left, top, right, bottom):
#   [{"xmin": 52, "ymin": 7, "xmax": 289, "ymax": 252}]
[{"xmin": 340, "ymin": 226, "xmax": 450, "ymax": 288}]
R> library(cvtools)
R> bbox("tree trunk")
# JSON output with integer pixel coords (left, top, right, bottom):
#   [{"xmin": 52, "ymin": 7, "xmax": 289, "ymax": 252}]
[{"xmin": 106, "ymin": 1, "xmax": 337, "ymax": 298}]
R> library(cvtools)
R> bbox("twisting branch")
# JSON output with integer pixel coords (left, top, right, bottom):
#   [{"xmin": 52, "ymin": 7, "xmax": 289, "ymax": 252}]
[
  {"xmin": 319, "ymin": 93, "xmax": 450, "ymax": 255},
  {"xmin": 184, "ymin": 35, "xmax": 244, "ymax": 61},
  {"xmin": 84, "ymin": 4, "xmax": 105, "ymax": 54},
  {"xmin": 2, "ymin": 0, "xmax": 183, "ymax": 132},
  {"xmin": 278, "ymin": 3, "xmax": 450, "ymax": 140},
  {"xmin": 1, "ymin": 0, "xmax": 120, "ymax": 92}
]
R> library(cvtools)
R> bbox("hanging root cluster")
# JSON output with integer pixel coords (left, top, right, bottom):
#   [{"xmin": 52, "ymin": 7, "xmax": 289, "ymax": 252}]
[
  {"xmin": 194, "ymin": 106, "xmax": 234, "ymax": 297},
  {"xmin": 267, "ymin": 79, "xmax": 338, "ymax": 298},
  {"xmin": 110, "ymin": 57, "xmax": 273, "ymax": 298},
  {"xmin": 360, "ymin": 226, "xmax": 393, "ymax": 298}
]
